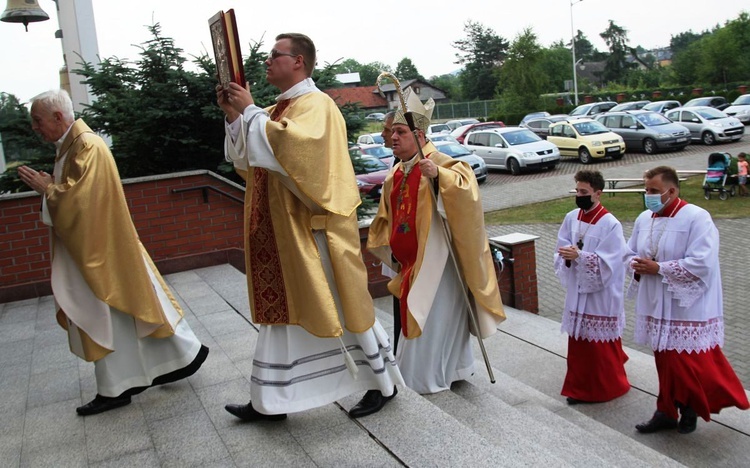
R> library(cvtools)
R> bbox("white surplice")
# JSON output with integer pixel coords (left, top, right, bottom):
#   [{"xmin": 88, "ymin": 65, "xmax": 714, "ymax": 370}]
[
  {"xmin": 554, "ymin": 209, "xmax": 627, "ymax": 342},
  {"xmin": 626, "ymin": 203, "xmax": 724, "ymax": 352},
  {"xmin": 225, "ymin": 79, "xmax": 403, "ymax": 415}
]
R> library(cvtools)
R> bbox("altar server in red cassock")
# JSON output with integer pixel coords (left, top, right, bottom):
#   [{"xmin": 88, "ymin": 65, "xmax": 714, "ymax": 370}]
[
  {"xmin": 627, "ymin": 166, "xmax": 749, "ymax": 434},
  {"xmin": 555, "ymin": 170, "xmax": 631, "ymax": 405}
]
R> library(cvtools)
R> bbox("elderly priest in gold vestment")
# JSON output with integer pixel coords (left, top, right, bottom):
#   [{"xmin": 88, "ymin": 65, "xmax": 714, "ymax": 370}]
[
  {"xmin": 218, "ymin": 32, "xmax": 404, "ymax": 421},
  {"xmin": 17, "ymin": 89, "xmax": 208, "ymax": 416}
]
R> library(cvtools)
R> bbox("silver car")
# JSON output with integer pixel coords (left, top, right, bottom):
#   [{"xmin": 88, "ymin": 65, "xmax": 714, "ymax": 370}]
[
  {"xmin": 642, "ymin": 100, "xmax": 681, "ymax": 114},
  {"xmin": 665, "ymin": 106, "xmax": 744, "ymax": 145},
  {"xmin": 724, "ymin": 94, "xmax": 750, "ymax": 124},
  {"xmin": 432, "ymin": 140, "xmax": 488, "ymax": 183},
  {"xmin": 595, "ymin": 110, "xmax": 690, "ymax": 154},
  {"xmin": 463, "ymin": 127, "xmax": 560, "ymax": 175}
]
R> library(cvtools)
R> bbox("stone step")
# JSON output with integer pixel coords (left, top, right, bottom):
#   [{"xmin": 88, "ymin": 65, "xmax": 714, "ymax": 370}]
[
  {"xmin": 422, "ymin": 382, "xmax": 604, "ymax": 466},
  {"xmin": 337, "ymin": 382, "xmax": 570, "ymax": 467},
  {"xmin": 480, "ymin": 307, "xmax": 750, "ymax": 467},
  {"xmin": 459, "ymin": 367, "xmax": 685, "ymax": 468}
]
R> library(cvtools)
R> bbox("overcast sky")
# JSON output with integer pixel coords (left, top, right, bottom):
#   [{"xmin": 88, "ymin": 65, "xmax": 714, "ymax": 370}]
[{"xmin": 1, "ymin": 0, "xmax": 747, "ymax": 104}]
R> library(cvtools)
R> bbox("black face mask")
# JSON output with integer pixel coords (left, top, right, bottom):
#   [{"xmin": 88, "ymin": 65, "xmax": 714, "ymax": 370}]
[{"xmin": 576, "ymin": 195, "xmax": 594, "ymax": 211}]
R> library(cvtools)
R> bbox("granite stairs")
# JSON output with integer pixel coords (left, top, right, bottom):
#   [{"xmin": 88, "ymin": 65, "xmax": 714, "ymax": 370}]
[{"xmin": 1, "ymin": 264, "xmax": 748, "ymax": 467}]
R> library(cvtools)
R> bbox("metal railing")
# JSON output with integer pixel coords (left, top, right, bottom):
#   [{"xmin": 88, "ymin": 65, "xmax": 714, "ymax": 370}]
[{"xmin": 171, "ymin": 185, "xmax": 244, "ymax": 204}]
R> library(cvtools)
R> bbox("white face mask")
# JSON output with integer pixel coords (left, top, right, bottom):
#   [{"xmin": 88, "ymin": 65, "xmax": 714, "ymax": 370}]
[{"xmin": 644, "ymin": 190, "xmax": 670, "ymax": 213}]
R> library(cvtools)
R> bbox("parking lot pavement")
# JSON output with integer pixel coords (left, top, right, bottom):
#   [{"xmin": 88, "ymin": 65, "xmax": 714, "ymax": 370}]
[
  {"xmin": 480, "ymin": 138, "xmax": 750, "ymax": 387},
  {"xmin": 478, "ymin": 139, "xmax": 749, "ymax": 212}
]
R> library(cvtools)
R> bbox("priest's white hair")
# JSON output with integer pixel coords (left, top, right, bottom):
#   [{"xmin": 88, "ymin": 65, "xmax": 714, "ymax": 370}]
[{"xmin": 31, "ymin": 89, "xmax": 75, "ymax": 122}]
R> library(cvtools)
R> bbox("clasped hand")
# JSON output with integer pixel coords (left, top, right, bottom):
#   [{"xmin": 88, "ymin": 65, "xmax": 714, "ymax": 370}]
[
  {"xmin": 631, "ymin": 257, "xmax": 659, "ymax": 275},
  {"xmin": 557, "ymin": 245, "xmax": 579, "ymax": 261},
  {"xmin": 17, "ymin": 165, "xmax": 52, "ymax": 195}
]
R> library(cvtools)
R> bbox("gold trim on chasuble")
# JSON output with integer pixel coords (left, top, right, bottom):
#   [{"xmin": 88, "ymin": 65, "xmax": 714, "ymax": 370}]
[{"xmin": 248, "ymin": 100, "xmax": 291, "ymax": 324}]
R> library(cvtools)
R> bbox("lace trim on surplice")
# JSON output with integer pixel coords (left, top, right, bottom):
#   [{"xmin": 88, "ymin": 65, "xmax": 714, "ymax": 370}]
[
  {"xmin": 575, "ymin": 250, "xmax": 603, "ymax": 294},
  {"xmin": 562, "ymin": 311, "xmax": 624, "ymax": 342},
  {"xmin": 660, "ymin": 260, "xmax": 706, "ymax": 308},
  {"xmin": 635, "ymin": 316, "xmax": 723, "ymax": 353}
]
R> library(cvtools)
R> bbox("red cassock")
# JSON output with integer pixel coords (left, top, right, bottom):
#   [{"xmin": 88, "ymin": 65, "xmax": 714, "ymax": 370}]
[
  {"xmin": 562, "ymin": 337, "xmax": 631, "ymax": 402},
  {"xmin": 654, "ymin": 347, "xmax": 749, "ymax": 421}
]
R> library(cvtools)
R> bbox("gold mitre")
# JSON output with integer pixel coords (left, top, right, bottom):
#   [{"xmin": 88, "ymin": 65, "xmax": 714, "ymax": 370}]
[{"xmin": 393, "ymin": 89, "xmax": 435, "ymax": 132}]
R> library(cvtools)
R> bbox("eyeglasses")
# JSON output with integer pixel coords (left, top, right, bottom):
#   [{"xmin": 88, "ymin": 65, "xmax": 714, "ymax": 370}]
[{"xmin": 269, "ymin": 50, "xmax": 300, "ymax": 61}]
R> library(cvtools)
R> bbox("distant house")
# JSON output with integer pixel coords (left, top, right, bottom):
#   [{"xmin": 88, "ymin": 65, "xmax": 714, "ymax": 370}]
[
  {"xmin": 334, "ymin": 72, "xmax": 361, "ymax": 88},
  {"xmin": 375, "ymin": 79, "xmax": 448, "ymax": 110},
  {"xmin": 576, "ymin": 61, "xmax": 606, "ymax": 88},
  {"xmin": 323, "ymin": 85, "xmax": 388, "ymax": 110},
  {"xmin": 627, "ymin": 47, "xmax": 673, "ymax": 68}
]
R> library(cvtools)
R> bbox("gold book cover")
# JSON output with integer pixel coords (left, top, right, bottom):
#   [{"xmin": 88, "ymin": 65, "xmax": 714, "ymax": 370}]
[{"xmin": 209, "ymin": 9, "xmax": 245, "ymax": 88}]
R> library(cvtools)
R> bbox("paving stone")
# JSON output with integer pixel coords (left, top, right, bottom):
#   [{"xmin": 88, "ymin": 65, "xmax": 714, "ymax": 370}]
[
  {"xmin": 26, "ymin": 366, "xmax": 80, "ymax": 409},
  {"xmin": 83, "ymin": 403, "xmax": 153, "ymax": 463},
  {"xmin": 148, "ymin": 410, "xmax": 230, "ymax": 467},
  {"xmin": 90, "ymin": 449, "xmax": 161, "ymax": 468},
  {"xmin": 136, "ymin": 379, "xmax": 205, "ymax": 423}
]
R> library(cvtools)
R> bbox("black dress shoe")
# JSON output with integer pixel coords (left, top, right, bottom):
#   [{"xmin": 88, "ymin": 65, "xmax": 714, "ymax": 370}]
[
  {"xmin": 224, "ymin": 401, "xmax": 287, "ymax": 422},
  {"xmin": 678, "ymin": 407, "xmax": 698, "ymax": 434},
  {"xmin": 349, "ymin": 387, "xmax": 398, "ymax": 419},
  {"xmin": 566, "ymin": 397, "xmax": 593, "ymax": 405},
  {"xmin": 76, "ymin": 394, "xmax": 132, "ymax": 416},
  {"xmin": 635, "ymin": 411, "xmax": 678, "ymax": 433}
]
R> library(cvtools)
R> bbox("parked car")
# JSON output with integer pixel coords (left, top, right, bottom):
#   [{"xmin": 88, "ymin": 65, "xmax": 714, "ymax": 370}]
[
  {"xmin": 520, "ymin": 111, "xmax": 551, "ymax": 125},
  {"xmin": 357, "ymin": 132, "xmax": 385, "ymax": 145},
  {"xmin": 607, "ymin": 100, "xmax": 651, "ymax": 112},
  {"xmin": 547, "ymin": 118, "xmax": 625, "ymax": 164},
  {"xmin": 354, "ymin": 155, "xmax": 390, "ymax": 201},
  {"xmin": 445, "ymin": 118, "xmax": 480, "ymax": 131},
  {"xmin": 450, "ymin": 121, "xmax": 505, "ymax": 144},
  {"xmin": 365, "ymin": 112, "xmax": 385, "ymax": 121},
  {"xmin": 665, "ymin": 106, "xmax": 744, "ymax": 145},
  {"xmin": 427, "ymin": 123, "xmax": 452, "ymax": 134},
  {"xmin": 642, "ymin": 100, "xmax": 682, "ymax": 114},
  {"xmin": 427, "ymin": 133, "xmax": 459, "ymax": 144},
  {"xmin": 595, "ymin": 110, "xmax": 690, "ymax": 154},
  {"xmin": 724, "ymin": 94, "xmax": 750, "ymax": 124},
  {"xmin": 355, "ymin": 143, "xmax": 395, "ymax": 167},
  {"xmin": 568, "ymin": 101, "xmax": 617, "ymax": 118},
  {"xmin": 683, "ymin": 96, "xmax": 730, "ymax": 111},
  {"xmin": 463, "ymin": 127, "xmax": 560, "ymax": 175},
  {"xmin": 432, "ymin": 140, "xmax": 488, "ymax": 184},
  {"xmin": 520, "ymin": 114, "xmax": 569, "ymax": 139}
]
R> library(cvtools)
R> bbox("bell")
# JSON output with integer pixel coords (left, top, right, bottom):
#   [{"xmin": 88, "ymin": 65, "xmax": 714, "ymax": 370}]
[{"xmin": 1, "ymin": 0, "xmax": 50, "ymax": 32}]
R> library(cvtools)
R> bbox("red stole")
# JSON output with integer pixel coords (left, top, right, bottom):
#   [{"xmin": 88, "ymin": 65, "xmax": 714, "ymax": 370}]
[
  {"xmin": 248, "ymin": 99, "xmax": 290, "ymax": 324},
  {"xmin": 389, "ymin": 160, "xmax": 423, "ymax": 338}
]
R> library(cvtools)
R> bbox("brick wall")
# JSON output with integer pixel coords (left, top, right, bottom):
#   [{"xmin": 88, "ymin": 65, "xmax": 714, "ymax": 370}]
[
  {"xmin": 360, "ymin": 225, "xmax": 390, "ymax": 298},
  {"xmin": 491, "ymin": 235, "xmax": 540, "ymax": 314},
  {"xmin": 1, "ymin": 171, "xmax": 539, "ymax": 310},
  {"xmin": 0, "ymin": 170, "xmax": 246, "ymax": 303}
]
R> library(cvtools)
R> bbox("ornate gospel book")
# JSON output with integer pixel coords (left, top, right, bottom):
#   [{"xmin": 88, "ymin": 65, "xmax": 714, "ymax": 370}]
[{"xmin": 208, "ymin": 9, "xmax": 245, "ymax": 88}]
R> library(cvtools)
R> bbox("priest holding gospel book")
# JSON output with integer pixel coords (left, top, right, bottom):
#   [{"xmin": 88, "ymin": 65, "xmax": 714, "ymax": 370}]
[{"xmin": 215, "ymin": 32, "xmax": 404, "ymax": 422}]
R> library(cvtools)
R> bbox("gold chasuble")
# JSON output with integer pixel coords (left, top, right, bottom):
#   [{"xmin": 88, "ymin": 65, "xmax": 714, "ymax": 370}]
[
  {"xmin": 368, "ymin": 142, "xmax": 505, "ymax": 338},
  {"xmin": 238, "ymin": 92, "xmax": 374, "ymax": 338},
  {"xmin": 48, "ymin": 120, "xmax": 179, "ymax": 361}
]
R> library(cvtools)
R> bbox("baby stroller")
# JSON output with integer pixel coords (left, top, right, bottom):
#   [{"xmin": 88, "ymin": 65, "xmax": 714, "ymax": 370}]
[{"xmin": 703, "ymin": 152, "xmax": 736, "ymax": 200}]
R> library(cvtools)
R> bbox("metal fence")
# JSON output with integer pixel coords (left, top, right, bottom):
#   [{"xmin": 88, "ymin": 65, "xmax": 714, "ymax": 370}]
[{"xmin": 431, "ymin": 100, "xmax": 503, "ymax": 121}]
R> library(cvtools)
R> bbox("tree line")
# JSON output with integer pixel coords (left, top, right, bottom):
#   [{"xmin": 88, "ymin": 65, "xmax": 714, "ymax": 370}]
[{"xmin": 1, "ymin": 12, "xmax": 748, "ymax": 193}]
